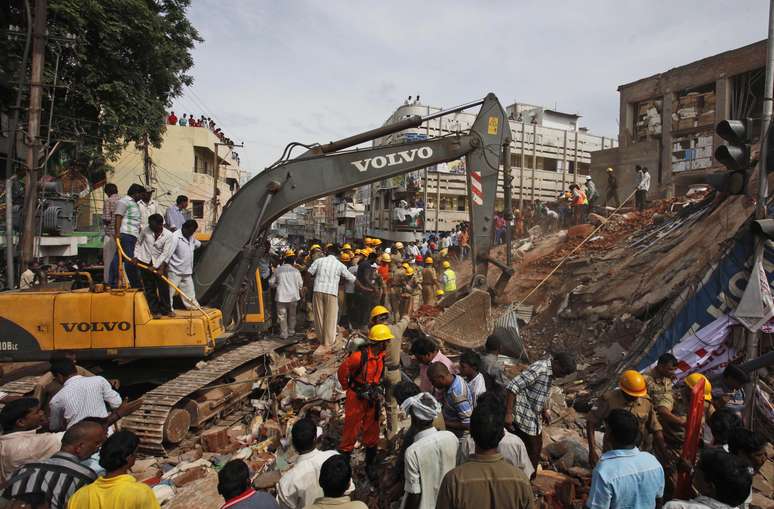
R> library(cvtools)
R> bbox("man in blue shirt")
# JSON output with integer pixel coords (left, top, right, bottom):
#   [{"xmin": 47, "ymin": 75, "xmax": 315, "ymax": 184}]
[
  {"xmin": 428, "ymin": 362, "xmax": 474, "ymax": 437},
  {"xmin": 587, "ymin": 409, "xmax": 664, "ymax": 509}
]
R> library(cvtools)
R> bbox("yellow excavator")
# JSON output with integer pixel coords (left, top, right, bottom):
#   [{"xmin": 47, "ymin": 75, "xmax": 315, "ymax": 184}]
[{"xmin": 0, "ymin": 93, "xmax": 513, "ymax": 452}]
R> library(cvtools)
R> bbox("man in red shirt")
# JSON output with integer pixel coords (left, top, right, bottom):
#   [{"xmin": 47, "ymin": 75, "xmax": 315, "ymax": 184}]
[
  {"xmin": 167, "ymin": 111, "xmax": 177, "ymax": 125},
  {"xmin": 337, "ymin": 324, "xmax": 391, "ymax": 480}
]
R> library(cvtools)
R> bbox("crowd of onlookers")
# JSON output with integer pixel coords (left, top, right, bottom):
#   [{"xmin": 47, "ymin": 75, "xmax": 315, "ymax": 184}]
[{"xmin": 166, "ymin": 111, "xmax": 239, "ymax": 162}]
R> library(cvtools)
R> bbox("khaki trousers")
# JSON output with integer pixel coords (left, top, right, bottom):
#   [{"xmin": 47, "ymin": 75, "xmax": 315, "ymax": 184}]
[
  {"xmin": 313, "ymin": 292, "xmax": 338, "ymax": 347},
  {"xmin": 276, "ymin": 301, "xmax": 297, "ymax": 339}
]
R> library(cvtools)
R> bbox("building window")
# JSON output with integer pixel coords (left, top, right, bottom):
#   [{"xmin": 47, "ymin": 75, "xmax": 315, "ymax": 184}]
[
  {"xmin": 456, "ymin": 196, "xmax": 466, "ymax": 212},
  {"xmin": 192, "ymin": 200, "xmax": 205, "ymax": 219}
]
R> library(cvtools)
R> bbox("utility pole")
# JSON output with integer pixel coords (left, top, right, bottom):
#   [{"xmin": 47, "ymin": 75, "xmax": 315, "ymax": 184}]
[
  {"xmin": 142, "ymin": 133, "xmax": 151, "ymax": 186},
  {"xmin": 744, "ymin": 0, "xmax": 774, "ymax": 426},
  {"xmin": 210, "ymin": 141, "xmax": 244, "ymax": 230},
  {"xmin": 19, "ymin": 0, "xmax": 47, "ymax": 269}
]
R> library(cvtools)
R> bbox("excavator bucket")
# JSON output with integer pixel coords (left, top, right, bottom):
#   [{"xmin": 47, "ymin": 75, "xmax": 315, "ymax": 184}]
[{"xmin": 429, "ymin": 288, "xmax": 492, "ymax": 349}]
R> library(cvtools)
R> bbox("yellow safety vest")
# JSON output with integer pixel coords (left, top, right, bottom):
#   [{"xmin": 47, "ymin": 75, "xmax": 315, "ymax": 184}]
[{"xmin": 443, "ymin": 269, "xmax": 457, "ymax": 292}]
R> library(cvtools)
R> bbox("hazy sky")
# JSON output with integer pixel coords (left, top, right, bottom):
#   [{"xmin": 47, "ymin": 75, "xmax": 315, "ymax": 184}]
[{"xmin": 171, "ymin": 1, "xmax": 767, "ymax": 174}]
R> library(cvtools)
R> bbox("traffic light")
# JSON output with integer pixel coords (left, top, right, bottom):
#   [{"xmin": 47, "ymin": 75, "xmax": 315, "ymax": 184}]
[
  {"xmin": 752, "ymin": 219, "xmax": 774, "ymax": 240},
  {"xmin": 714, "ymin": 119, "xmax": 752, "ymax": 194}
]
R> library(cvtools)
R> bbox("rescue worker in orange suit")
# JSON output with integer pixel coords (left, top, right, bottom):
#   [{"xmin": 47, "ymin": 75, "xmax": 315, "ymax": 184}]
[{"xmin": 337, "ymin": 323, "xmax": 392, "ymax": 480}]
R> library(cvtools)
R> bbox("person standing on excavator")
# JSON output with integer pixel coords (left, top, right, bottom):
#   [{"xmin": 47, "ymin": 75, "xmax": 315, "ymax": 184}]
[
  {"xmin": 370, "ymin": 305, "xmax": 409, "ymax": 437},
  {"xmin": 440, "ymin": 261, "xmax": 456, "ymax": 294},
  {"xmin": 337, "ymin": 324, "xmax": 392, "ymax": 481}
]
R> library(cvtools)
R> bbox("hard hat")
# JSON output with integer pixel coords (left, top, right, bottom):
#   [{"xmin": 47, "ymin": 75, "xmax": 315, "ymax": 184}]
[
  {"xmin": 585, "ymin": 175, "xmax": 592, "ymax": 181},
  {"xmin": 368, "ymin": 324, "xmax": 394, "ymax": 342},
  {"xmin": 404, "ymin": 267, "xmax": 414, "ymax": 276},
  {"xmin": 364, "ymin": 237, "xmax": 373, "ymax": 245},
  {"xmin": 439, "ymin": 248, "xmax": 448, "ymax": 257},
  {"xmin": 395, "ymin": 242, "xmax": 404, "ymax": 249},
  {"xmin": 285, "ymin": 249, "xmax": 296, "ymax": 257},
  {"xmin": 685, "ymin": 373, "xmax": 712, "ymax": 401},
  {"xmin": 436, "ymin": 289, "xmax": 445, "ymax": 296},
  {"xmin": 425, "ymin": 257, "xmax": 433, "ymax": 264},
  {"xmin": 325, "ymin": 243, "xmax": 333, "ymax": 248},
  {"xmin": 370, "ymin": 305, "xmax": 390, "ymax": 320},
  {"xmin": 442, "ymin": 261, "xmax": 451, "ymax": 269},
  {"xmin": 384, "ymin": 247, "xmax": 392, "ymax": 254},
  {"xmin": 619, "ymin": 370, "xmax": 647, "ymax": 398},
  {"xmin": 364, "ymin": 247, "xmax": 373, "ymax": 255},
  {"xmin": 415, "ymin": 255, "xmax": 423, "ymax": 263},
  {"xmin": 607, "ymin": 167, "xmax": 614, "ymax": 172},
  {"xmin": 340, "ymin": 253, "xmax": 351, "ymax": 262},
  {"xmin": 381, "ymin": 253, "xmax": 391, "ymax": 262},
  {"xmin": 402, "ymin": 262, "xmax": 410, "ymax": 269},
  {"xmin": 354, "ymin": 249, "xmax": 362, "ymax": 255},
  {"xmin": 310, "ymin": 244, "xmax": 321, "ymax": 251},
  {"xmin": 372, "ymin": 238, "xmax": 382, "ymax": 246},
  {"xmin": 342, "ymin": 243, "xmax": 352, "ymax": 250}
]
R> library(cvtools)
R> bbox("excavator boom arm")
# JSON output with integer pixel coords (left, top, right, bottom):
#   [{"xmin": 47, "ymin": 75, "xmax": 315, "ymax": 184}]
[{"xmin": 194, "ymin": 93, "xmax": 511, "ymax": 323}]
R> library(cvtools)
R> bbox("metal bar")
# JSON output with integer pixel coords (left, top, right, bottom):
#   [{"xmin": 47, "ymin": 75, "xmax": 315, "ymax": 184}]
[
  {"xmin": 744, "ymin": 0, "xmax": 774, "ymax": 427},
  {"xmin": 420, "ymin": 98, "xmax": 485, "ymax": 122},
  {"xmin": 503, "ymin": 142, "xmax": 513, "ymax": 267}
]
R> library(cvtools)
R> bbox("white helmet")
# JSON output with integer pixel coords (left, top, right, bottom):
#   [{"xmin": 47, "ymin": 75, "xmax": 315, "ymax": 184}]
[
  {"xmin": 585, "ymin": 175, "xmax": 592, "ymax": 181},
  {"xmin": 384, "ymin": 247, "xmax": 392, "ymax": 254}
]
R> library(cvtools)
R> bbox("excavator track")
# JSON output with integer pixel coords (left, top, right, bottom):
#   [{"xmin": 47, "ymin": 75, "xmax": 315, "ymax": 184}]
[
  {"xmin": 122, "ymin": 338, "xmax": 291, "ymax": 455},
  {"xmin": 0, "ymin": 376, "xmax": 40, "ymax": 408}
]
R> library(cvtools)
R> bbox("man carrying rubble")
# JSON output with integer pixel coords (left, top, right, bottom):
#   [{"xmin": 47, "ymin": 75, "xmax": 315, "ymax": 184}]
[
  {"xmin": 586, "ymin": 370, "xmax": 667, "ymax": 466},
  {"xmin": 337, "ymin": 324, "xmax": 392, "ymax": 480},
  {"xmin": 504, "ymin": 352, "xmax": 577, "ymax": 470},
  {"xmin": 370, "ymin": 305, "xmax": 409, "ymax": 437}
]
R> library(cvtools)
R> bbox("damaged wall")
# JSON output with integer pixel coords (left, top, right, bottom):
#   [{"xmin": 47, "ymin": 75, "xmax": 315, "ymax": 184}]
[{"xmin": 590, "ymin": 140, "xmax": 660, "ymax": 202}]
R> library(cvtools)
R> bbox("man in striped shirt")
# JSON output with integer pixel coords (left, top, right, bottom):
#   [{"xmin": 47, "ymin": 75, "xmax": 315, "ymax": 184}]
[
  {"xmin": 109, "ymin": 183, "xmax": 145, "ymax": 288},
  {"xmin": 307, "ymin": 245, "xmax": 355, "ymax": 347},
  {"xmin": 3, "ymin": 421, "xmax": 105, "ymax": 509}
]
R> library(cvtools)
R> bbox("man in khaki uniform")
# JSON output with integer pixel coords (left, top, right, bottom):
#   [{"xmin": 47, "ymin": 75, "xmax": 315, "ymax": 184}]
[
  {"xmin": 389, "ymin": 258, "xmax": 405, "ymax": 321},
  {"xmin": 421, "ymin": 257, "xmax": 439, "ymax": 306},
  {"xmin": 643, "ymin": 353, "xmax": 677, "ymax": 422},
  {"xmin": 370, "ymin": 305, "xmax": 409, "ymax": 437},
  {"xmin": 587, "ymin": 370, "xmax": 667, "ymax": 466}
]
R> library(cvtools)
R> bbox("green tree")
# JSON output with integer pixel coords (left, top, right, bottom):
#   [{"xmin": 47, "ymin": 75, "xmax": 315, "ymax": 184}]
[{"xmin": 2, "ymin": 0, "xmax": 201, "ymax": 174}]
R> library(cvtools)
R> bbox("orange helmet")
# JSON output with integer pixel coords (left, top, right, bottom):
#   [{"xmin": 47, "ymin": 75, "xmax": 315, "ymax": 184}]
[{"xmin": 619, "ymin": 370, "xmax": 647, "ymax": 398}]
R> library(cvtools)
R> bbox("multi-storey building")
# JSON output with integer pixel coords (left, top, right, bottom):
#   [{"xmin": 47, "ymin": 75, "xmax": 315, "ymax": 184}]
[{"xmin": 366, "ymin": 100, "xmax": 617, "ymax": 241}]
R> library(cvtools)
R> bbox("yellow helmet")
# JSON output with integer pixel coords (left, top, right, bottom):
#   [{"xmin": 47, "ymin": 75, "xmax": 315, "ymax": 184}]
[
  {"xmin": 439, "ymin": 248, "xmax": 448, "ymax": 257},
  {"xmin": 340, "ymin": 253, "xmax": 351, "ymax": 262},
  {"xmin": 342, "ymin": 243, "xmax": 352, "ymax": 250},
  {"xmin": 364, "ymin": 237, "xmax": 373, "ymax": 245},
  {"xmin": 395, "ymin": 241, "xmax": 404, "ymax": 249},
  {"xmin": 284, "ymin": 249, "xmax": 296, "ymax": 258},
  {"xmin": 425, "ymin": 257, "xmax": 433, "ymax": 264},
  {"xmin": 619, "ymin": 370, "xmax": 647, "ymax": 398},
  {"xmin": 436, "ymin": 289, "xmax": 445, "ymax": 296},
  {"xmin": 310, "ymin": 244, "xmax": 321, "ymax": 251},
  {"xmin": 368, "ymin": 323, "xmax": 394, "ymax": 342},
  {"xmin": 402, "ymin": 262, "xmax": 410, "ymax": 269},
  {"xmin": 404, "ymin": 267, "xmax": 414, "ymax": 276},
  {"xmin": 364, "ymin": 247, "xmax": 373, "ymax": 255},
  {"xmin": 354, "ymin": 249, "xmax": 362, "ymax": 255},
  {"xmin": 370, "ymin": 305, "xmax": 390, "ymax": 320},
  {"xmin": 372, "ymin": 238, "xmax": 382, "ymax": 246},
  {"xmin": 685, "ymin": 373, "xmax": 712, "ymax": 401},
  {"xmin": 607, "ymin": 167, "xmax": 614, "ymax": 173},
  {"xmin": 442, "ymin": 261, "xmax": 451, "ymax": 269},
  {"xmin": 381, "ymin": 253, "xmax": 391, "ymax": 262}
]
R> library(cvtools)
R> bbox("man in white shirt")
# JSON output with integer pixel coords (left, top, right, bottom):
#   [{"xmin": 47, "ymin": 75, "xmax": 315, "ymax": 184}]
[
  {"xmin": 307, "ymin": 245, "xmax": 356, "ymax": 347},
  {"xmin": 47, "ymin": 359, "xmax": 130, "ymax": 431},
  {"xmin": 400, "ymin": 392, "xmax": 458, "ymax": 509},
  {"xmin": 19, "ymin": 259, "xmax": 41, "ymax": 289},
  {"xmin": 137, "ymin": 187, "xmax": 160, "ymax": 228},
  {"xmin": 269, "ymin": 250, "xmax": 303, "ymax": 339},
  {"xmin": 167, "ymin": 219, "xmax": 201, "ymax": 310},
  {"xmin": 164, "ymin": 195, "xmax": 189, "ymax": 232},
  {"xmin": 110, "ymin": 183, "xmax": 145, "ymax": 288},
  {"xmin": 277, "ymin": 419, "xmax": 347, "ymax": 509},
  {"xmin": 459, "ymin": 350, "xmax": 486, "ymax": 401},
  {"xmin": 133, "ymin": 213, "xmax": 176, "ymax": 318},
  {"xmin": 0, "ymin": 398, "xmax": 63, "ymax": 482},
  {"xmin": 635, "ymin": 166, "xmax": 651, "ymax": 212}
]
